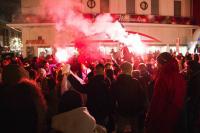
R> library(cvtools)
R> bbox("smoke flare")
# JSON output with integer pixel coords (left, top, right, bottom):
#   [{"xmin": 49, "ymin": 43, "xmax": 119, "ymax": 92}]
[{"xmin": 42, "ymin": 0, "xmax": 145, "ymax": 62}]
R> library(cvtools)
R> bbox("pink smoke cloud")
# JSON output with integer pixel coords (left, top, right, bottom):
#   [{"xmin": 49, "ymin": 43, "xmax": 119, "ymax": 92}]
[{"xmin": 41, "ymin": 0, "xmax": 145, "ymax": 62}]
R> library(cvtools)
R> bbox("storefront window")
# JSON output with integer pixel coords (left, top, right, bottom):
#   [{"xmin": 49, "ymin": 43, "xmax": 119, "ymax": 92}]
[{"xmin": 38, "ymin": 47, "xmax": 52, "ymax": 57}]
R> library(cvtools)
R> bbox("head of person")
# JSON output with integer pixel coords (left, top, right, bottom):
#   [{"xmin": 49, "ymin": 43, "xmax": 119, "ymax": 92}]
[
  {"xmin": 58, "ymin": 90, "xmax": 83, "ymax": 113},
  {"xmin": 95, "ymin": 63, "xmax": 104, "ymax": 75},
  {"xmin": 105, "ymin": 62, "xmax": 112, "ymax": 70},
  {"xmin": 105, "ymin": 69, "xmax": 114, "ymax": 80},
  {"xmin": 11, "ymin": 56, "xmax": 22, "ymax": 65},
  {"xmin": 120, "ymin": 62, "xmax": 132, "ymax": 75},
  {"xmin": 187, "ymin": 60, "xmax": 200, "ymax": 76},
  {"xmin": 185, "ymin": 53, "xmax": 193, "ymax": 62},
  {"xmin": 194, "ymin": 54, "xmax": 199, "ymax": 63},
  {"xmin": 132, "ymin": 70, "xmax": 140, "ymax": 79},
  {"xmin": 37, "ymin": 68, "xmax": 46, "ymax": 79},
  {"xmin": 61, "ymin": 64, "xmax": 71, "ymax": 75},
  {"xmin": 44, "ymin": 62, "xmax": 50, "ymax": 69},
  {"xmin": 156, "ymin": 52, "xmax": 179, "ymax": 73},
  {"xmin": 138, "ymin": 63, "xmax": 148, "ymax": 75},
  {"xmin": 0, "ymin": 79, "xmax": 47, "ymax": 133},
  {"xmin": 29, "ymin": 69, "xmax": 38, "ymax": 81},
  {"xmin": 176, "ymin": 53, "xmax": 183, "ymax": 61},
  {"xmin": 2, "ymin": 64, "xmax": 29, "ymax": 86}
]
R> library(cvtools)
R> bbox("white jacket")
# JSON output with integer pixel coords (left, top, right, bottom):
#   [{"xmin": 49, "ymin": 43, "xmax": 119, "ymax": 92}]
[{"xmin": 52, "ymin": 107, "xmax": 106, "ymax": 133}]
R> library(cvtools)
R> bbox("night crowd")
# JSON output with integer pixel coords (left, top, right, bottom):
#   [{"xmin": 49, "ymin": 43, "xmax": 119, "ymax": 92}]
[{"xmin": 0, "ymin": 49, "xmax": 200, "ymax": 133}]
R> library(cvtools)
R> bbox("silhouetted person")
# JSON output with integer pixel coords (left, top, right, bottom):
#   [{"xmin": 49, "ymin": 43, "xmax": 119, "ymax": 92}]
[
  {"xmin": 111, "ymin": 62, "xmax": 147, "ymax": 133},
  {"xmin": 0, "ymin": 79, "xmax": 47, "ymax": 133},
  {"xmin": 145, "ymin": 52, "xmax": 187, "ymax": 133}
]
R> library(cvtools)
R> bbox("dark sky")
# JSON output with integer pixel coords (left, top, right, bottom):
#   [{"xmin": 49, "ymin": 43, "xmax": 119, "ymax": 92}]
[{"xmin": 0, "ymin": 0, "xmax": 21, "ymax": 22}]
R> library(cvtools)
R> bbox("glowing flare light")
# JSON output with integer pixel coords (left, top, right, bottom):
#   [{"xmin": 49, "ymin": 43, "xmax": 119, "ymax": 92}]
[
  {"xmin": 55, "ymin": 48, "xmax": 70, "ymax": 63},
  {"xmin": 128, "ymin": 34, "xmax": 146, "ymax": 55},
  {"xmin": 55, "ymin": 47, "xmax": 78, "ymax": 63}
]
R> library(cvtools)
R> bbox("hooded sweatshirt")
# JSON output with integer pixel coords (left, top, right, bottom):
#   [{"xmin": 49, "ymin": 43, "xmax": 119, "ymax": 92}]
[{"xmin": 52, "ymin": 107, "xmax": 97, "ymax": 133}]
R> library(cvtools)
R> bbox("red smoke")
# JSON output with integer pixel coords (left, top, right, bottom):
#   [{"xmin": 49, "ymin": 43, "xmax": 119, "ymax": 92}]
[
  {"xmin": 75, "ymin": 39, "xmax": 105, "ymax": 65},
  {"xmin": 41, "ymin": 0, "xmax": 145, "ymax": 63}
]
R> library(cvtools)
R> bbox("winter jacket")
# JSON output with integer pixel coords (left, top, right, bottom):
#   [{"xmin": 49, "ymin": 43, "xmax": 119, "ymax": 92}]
[
  {"xmin": 52, "ymin": 107, "xmax": 106, "ymax": 133},
  {"xmin": 188, "ymin": 70, "xmax": 200, "ymax": 133},
  {"xmin": 111, "ymin": 74, "xmax": 147, "ymax": 117},
  {"xmin": 68, "ymin": 74, "xmax": 113, "ymax": 123}
]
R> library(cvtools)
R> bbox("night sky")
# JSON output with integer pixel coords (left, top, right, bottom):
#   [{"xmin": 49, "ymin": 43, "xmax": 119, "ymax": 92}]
[{"xmin": 0, "ymin": 0, "xmax": 21, "ymax": 22}]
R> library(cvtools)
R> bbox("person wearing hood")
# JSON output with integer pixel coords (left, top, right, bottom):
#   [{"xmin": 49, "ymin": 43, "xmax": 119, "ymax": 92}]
[
  {"xmin": 51, "ymin": 90, "xmax": 106, "ymax": 133},
  {"xmin": 145, "ymin": 52, "xmax": 187, "ymax": 133}
]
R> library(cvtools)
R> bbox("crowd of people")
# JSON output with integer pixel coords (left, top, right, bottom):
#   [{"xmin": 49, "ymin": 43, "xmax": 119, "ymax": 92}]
[{"xmin": 0, "ymin": 49, "xmax": 200, "ymax": 133}]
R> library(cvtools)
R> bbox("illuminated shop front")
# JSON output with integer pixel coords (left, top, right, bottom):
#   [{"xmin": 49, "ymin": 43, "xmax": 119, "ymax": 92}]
[
  {"xmin": 7, "ymin": 0, "xmax": 200, "ymax": 57},
  {"xmin": 7, "ymin": 21, "xmax": 199, "ymax": 57}
]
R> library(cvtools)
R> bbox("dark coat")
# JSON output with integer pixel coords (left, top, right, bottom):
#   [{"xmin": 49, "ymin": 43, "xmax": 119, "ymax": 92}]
[
  {"xmin": 68, "ymin": 74, "xmax": 113, "ymax": 122},
  {"xmin": 188, "ymin": 70, "xmax": 200, "ymax": 133},
  {"xmin": 111, "ymin": 74, "xmax": 147, "ymax": 117}
]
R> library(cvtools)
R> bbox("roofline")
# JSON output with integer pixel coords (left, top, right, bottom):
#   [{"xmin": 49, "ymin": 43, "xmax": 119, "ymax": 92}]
[
  {"xmin": 7, "ymin": 22, "xmax": 200, "ymax": 29},
  {"xmin": 123, "ymin": 23, "xmax": 200, "ymax": 29}
]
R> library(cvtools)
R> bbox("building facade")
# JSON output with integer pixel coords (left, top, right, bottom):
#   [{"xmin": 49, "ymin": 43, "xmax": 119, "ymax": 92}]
[{"xmin": 8, "ymin": 0, "xmax": 200, "ymax": 57}]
